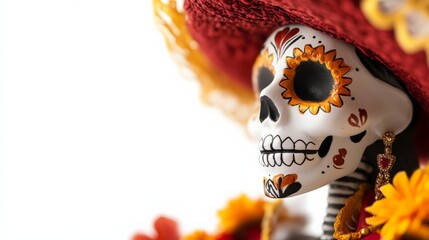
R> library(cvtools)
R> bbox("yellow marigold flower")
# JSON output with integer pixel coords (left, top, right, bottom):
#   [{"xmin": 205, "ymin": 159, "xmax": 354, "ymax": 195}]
[
  {"xmin": 217, "ymin": 194, "xmax": 265, "ymax": 233},
  {"xmin": 182, "ymin": 230, "xmax": 215, "ymax": 240},
  {"xmin": 366, "ymin": 168, "xmax": 429, "ymax": 240}
]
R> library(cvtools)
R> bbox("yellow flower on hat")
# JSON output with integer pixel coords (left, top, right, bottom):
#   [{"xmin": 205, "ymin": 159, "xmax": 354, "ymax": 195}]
[
  {"xmin": 361, "ymin": 0, "xmax": 429, "ymax": 57},
  {"xmin": 366, "ymin": 168, "xmax": 429, "ymax": 240}
]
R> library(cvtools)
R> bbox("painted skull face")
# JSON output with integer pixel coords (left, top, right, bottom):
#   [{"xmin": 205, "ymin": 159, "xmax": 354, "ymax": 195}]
[{"xmin": 249, "ymin": 24, "xmax": 413, "ymax": 198}]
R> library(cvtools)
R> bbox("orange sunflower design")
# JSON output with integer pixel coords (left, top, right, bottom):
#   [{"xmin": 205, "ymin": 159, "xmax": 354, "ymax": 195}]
[{"xmin": 280, "ymin": 44, "xmax": 352, "ymax": 115}]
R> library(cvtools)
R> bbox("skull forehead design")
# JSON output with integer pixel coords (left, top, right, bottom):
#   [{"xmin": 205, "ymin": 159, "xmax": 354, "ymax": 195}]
[{"xmin": 250, "ymin": 24, "xmax": 413, "ymax": 198}]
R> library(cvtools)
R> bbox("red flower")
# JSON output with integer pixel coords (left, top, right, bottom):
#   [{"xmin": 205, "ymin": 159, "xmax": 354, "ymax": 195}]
[{"xmin": 132, "ymin": 216, "xmax": 180, "ymax": 240}]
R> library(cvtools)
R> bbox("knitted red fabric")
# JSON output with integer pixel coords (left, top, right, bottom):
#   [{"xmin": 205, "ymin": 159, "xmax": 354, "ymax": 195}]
[
  {"xmin": 184, "ymin": 0, "xmax": 429, "ymax": 113},
  {"xmin": 184, "ymin": 0, "xmax": 429, "ymax": 160}
]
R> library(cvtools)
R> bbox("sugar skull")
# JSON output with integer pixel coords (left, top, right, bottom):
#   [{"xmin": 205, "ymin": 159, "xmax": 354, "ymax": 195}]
[{"xmin": 249, "ymin": 24, "xmax": 413, "ymax": 198}]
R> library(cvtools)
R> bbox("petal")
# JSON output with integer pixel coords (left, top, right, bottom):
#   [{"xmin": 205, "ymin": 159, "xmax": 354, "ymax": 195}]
[
  {"xmin": 380, "ymin": 218, "xmax": 400, "ymax": 240},
  {"xmin": 273, "ymin": 174, "xmax": 285, "ymax": 189},
  {"xmin": 329, "ymin": 95, "xmax": 341, "ymax": 107},
  {"xmin": 366, "ymin": 215, "xmax": 387, "ymax": 226},
  {"xmin": 408, "ymin": 216, "xmax": 422, "ymax": 233},
  {"xmin": 416, "ymin": 171, "xmax": 429, "ymax": 194},
  {"xmin": 393, "ymin": 171, "xmax": 412, "ymax": 198},
  {"xmin": 283, "ymin": 69, "xmax": 295, "ymax": 77},
  {"xmin": 281, "ymin": 174, "xmax": 297, "ymax": 188},
  {"xmin": 320, "ymin": 102, "xmax": 331, "ymax": 113},
  {"xmin": 365, "ymin": 199, "xmax": 398, "ymax": 218},
  {"xmin": 380, "ymin": 183, "xmax": 399, "ymax": 199},
  {"xmin": 365, "ymin": 205, "xmax": 377, "ymax": 215},
  {"xmin": 154, "ymin": 216, "xmax": 180, "ymax": 240},
  {"xmin": 299, "ymin": 104, "xmax": 309, "ymax": 113},
  {"xmin": 289, "ymin": 98, "xmax": 301, "ymax": 106},
  {"xmin": 365, "ymin": 200, "xmax": 384, "ymax": 215},
  {"xmin": 410, "ymin": 169, "xmax": 423, "ymax": 191},
  {"xmin": 397, "ymin": 217, "xmax": 411, "ymax": 235},
  {"xmin": 309, "ymin": 105, "xmax": 320, "ymax": 115}
]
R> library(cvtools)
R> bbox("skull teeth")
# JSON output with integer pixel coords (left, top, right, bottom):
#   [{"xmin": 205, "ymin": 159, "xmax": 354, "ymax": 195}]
[
  {"xmin": 295, "ymin": 140, "xmax": 306, "ymax": 151},
  {"xmin": 274, "ymin": 153, "xmax": 282, "ymax": 166},
  {"xmin": 282, "ymin": 153, "xmax": 293, "ymax": 166},
  {"xmin": 272, "ymin": 136, "xmax": 282, "ymax": 149},
  {"xmin": 263, "ymin": 135, "xmax": 273, "ymax": 150},
  {"xmin": 259, "ymin": 134, "xmax": 317, "ymax": 152},
  {"xmin": 294, "ymin": 152, "xmax": 305, "ymax": 165},
  {"xmin": 259, "ymin": 153, "xmax": 309, "ymax": 167},
  {"xmin": 282, "ymin": 138, "xmax": 294, "ymax": 149},
  {"xmin": 258, "ymin": 134, "xmax": 318, "ymax": 167}
]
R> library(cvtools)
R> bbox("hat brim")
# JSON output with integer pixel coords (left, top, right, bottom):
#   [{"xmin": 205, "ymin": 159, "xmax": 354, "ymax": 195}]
[{"xmin": 184, "ymin": 0, "xmax": 429, "ymax": 113}]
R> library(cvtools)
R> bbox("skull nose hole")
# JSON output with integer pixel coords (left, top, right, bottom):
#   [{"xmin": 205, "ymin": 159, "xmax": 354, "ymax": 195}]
[{"xmin": 259, "ymin": 96, "xmax": 280, "ymax": 122}]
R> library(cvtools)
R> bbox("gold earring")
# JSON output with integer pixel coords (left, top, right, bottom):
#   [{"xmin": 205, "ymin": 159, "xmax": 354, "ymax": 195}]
[{"xmin": 375, "ymin": 132, "xmax": 396, "ymax": 201}]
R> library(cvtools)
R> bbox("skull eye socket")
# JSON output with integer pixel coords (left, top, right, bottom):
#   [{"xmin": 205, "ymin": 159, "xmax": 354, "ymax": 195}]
[
  {"xmin": 257, "ymin": 67, "xmax": 274, "ymax": 94},
  {"xmin": 280, "ymin": 45, "xmax": 352, "ymax": 115},
  {"xmin": 294, "ymin": 61, "xmax": 334, "ymax": 102},
  {"xmin": 252, "ymin": 49, "xmax": 275, "ymax": 94}
]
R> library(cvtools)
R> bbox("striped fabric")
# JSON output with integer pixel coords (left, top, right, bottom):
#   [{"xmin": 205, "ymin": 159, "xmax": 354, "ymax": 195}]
[{"xmin": 321, "ymin": 159, "xmax": 373, "ymax": 239}]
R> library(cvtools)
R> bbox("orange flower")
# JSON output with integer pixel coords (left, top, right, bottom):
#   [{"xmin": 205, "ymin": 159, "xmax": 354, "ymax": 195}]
[
  {"xmin": 217, "ymin": 194, "xmax": 265, "ymax": 234},
  {"xmin": 366, "ymin": 168, "xmax": 429, "ymax": 239}
]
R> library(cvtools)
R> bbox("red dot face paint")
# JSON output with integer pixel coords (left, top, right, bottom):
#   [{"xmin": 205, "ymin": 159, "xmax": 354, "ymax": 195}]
[{"xmin": 333, "ymin": 148, "xmax": 347, "ymax": 169}]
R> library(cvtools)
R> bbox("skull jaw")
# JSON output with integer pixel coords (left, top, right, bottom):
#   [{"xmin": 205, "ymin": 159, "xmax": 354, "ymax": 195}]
[{"xmin": 260, "ymin": 136, "xmax": 372, "ymax": 199}]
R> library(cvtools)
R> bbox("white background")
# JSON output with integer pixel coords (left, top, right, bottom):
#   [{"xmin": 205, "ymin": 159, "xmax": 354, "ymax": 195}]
[{"xmin": 0, "ymin": 1, "xmax": 327, "ymax": 239}]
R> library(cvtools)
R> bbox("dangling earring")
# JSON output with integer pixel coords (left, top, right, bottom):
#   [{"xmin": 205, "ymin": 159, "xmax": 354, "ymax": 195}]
[{"xmin": 374, "ymin": 131, "xmax": 396, "ymax": 200}]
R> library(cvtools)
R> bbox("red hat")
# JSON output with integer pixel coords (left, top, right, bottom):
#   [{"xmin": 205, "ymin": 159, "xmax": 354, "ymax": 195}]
[
  {"xmin": 184, "ymin": 0, "xmax": 429, "ymax": 107},
  {"xmin": 154, "ymin": 0, "xmax": 429, "ymax": 161}
]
